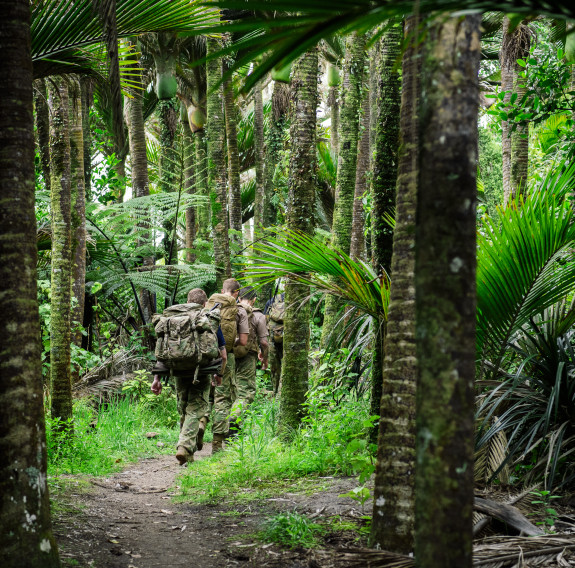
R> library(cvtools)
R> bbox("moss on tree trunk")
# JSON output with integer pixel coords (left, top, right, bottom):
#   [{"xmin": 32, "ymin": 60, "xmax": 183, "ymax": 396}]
[
  {"xmin": 414, "ymin": 15, "xmax": 480, "ymax": 568},
  {"xmin": 369, "ymin": 17, "xmax": 418, "ymax": 554},
  {"xmin": 0, "ymin": 3, "xmax": 60, "ymax": 564},
  {"xmin": 279, "ymin": 49, "xmax": 318, "ymax": 437},
  {"xmin": 48, "ymin": 76, "xmax": 74, "ymax": 429},
  {"xmin": 207, "ymin": 37, "xmax": 231, "ymax": 287},
  {"xmin": 183, "ymin": 120, "xmax": 197, "ymax": 263}
]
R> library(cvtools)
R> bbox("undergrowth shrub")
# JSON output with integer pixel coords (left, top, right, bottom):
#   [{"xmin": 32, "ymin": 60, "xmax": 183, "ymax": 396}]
[{"xmin": 260, "ymin": 512, "xmax": 325, "ymax": 548}]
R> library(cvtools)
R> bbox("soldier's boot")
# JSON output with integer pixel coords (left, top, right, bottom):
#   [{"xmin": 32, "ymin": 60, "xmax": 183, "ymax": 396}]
[
  {"xmin": 212, "ymin": 433, "xmax": 225, "ymax": 454},
  {"xmin": 176, "ymin": 446, "xmax": 192, "ymax": 466},
  {"xmin": 196, "ymin": 417, "xmax": 208, "ymax": 451}
]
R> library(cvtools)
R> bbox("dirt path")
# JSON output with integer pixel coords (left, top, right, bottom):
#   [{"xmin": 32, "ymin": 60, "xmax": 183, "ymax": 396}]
[{"xmin": 53, "ymin": 445, "xmax": 366, "ymax": 568}]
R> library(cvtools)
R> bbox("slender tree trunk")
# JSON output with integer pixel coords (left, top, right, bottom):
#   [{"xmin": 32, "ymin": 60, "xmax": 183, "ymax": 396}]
[
  {"xmin": 279, "ymin": 48, "xmax": 318, "ymax": 437},
  {"xmin": 80, "ymin": 78, "xmax": 93, "ymax": 201},
  {"xmin": 349, "ymin": 84, "xmax": 370, "ymax": 261},
  {"xmin": 415, "ymin": 15, "xmax": 480, "ymax": 568},
  {"xmin": 183, "ymin": 120, "xmax": 197, "ymax": 263},
  {"xmin": 0, "ymin": 2, "xmax": 60, "ymax": 564},
  {"xmin": 253, "ymin": 82, "xmax": 265, "ymax": 229},
  {"xmin": 34, "ymin": 79, "xmax": 51, "ymax": 193},
  {"xmin": 69, "ymin": 77, "xmax": 86, "ymax": 352},
  {"xmin": 327, "ymin": 63, "xmax": 340, "ymax": 156},
  {"xmin": 369, "ymin": 17, "xmax": 417, "ymax": 553},
  {"xmin": 125, "ymin": 59, "xmax": 154, "ymax": 323},
  {"xmin": 195, "ymin": 129, "xmax": 210, "ymax": 239},
  {"xmin": 321, "ymin": 31, "xmax": 367, "ymax": 347},
  {"xmin": 223, "ymin": 69, "xmax": 243, "ymax": 244},
  {"xmin": 48, "ymin": 77, "xmax": 74, "ymax": 429},
  {"xmin": 500, "ymin": 18, "xmax": 513, "ymax": 205},
  {"xmin": 158, "ymin": 98, "xmax": 179, "ymax": 265},
  {"xmin": 206, "ymin": 37, "xmax": 231, "ymax": 286}
]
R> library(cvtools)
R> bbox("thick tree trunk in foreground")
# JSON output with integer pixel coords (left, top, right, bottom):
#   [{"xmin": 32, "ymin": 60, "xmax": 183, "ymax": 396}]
[
  {"xmin": 322, "ymin": 31, "xmax": 366, "ymax": 347},
  {"xmin": 0, "ymin": 2, "xmax": 60, "ymax": 564},
  {"xmin": 70, "ymin": 78, "xmax": 87, "ymax": 352},
  {"xmin": 369, "ymin": 17, "xmax": 418, "ymax": 553},
  {"xmin": 414, "ymin": 15, "xmax": 480, "ymax": 568},
  {"xmin": 223, "ymin": 69, "xmax": 243, "ymax": 244},
  {"xmin": 279, "ymin": 49, "xmax": 318, "ymax": 437},
  {"xmin": 48, "ymin": 77, "xmax": 74, "ymax": 428},
  {"xmin": 207, "ymin": 37, "xmax": 231, "ymax": 286},
  {"xmin": 368, "ymin": 23, "xmax": 402, "ymax": 448}
]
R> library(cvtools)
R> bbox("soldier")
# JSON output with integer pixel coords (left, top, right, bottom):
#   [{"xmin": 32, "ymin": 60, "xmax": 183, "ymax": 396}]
[
  {"xmin": 150, "ymin": 288, "xmax": 227, "ymax": 465},
  {"xmin": 203, "ymin": 278, "xmax": 249, "ymax": 453},
  {"xmin": 230, "ymin": 286, "xmax": 268, "ymax": 430}
]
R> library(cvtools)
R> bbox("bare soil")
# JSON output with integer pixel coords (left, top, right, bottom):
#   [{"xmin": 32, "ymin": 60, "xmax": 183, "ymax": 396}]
[{"xmin": 53, "ymin": 444, "xmax": 367, "ymax": 568}]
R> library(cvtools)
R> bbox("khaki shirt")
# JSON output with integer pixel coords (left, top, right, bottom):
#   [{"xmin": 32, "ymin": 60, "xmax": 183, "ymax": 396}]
[
  {"xmin": 236, "ymin": 305, "xmax": 249, "ymax": 336},
  {"xmin": 253, "ymin": 310, "xmax": 268, "ymax": 343}
]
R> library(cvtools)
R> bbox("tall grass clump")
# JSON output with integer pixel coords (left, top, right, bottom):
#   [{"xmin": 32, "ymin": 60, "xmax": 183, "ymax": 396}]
[{"xmin": 46, "ymin": 387, "xmax": 179, "ymax": 477}]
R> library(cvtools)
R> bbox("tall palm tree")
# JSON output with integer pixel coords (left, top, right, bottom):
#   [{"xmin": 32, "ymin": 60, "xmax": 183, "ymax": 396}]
[
  {"xmin": 207, "ymin": 36, "xmax": 231, "ymax": 286},
  {"xmin": 48, "ymin": 76, "xmax": 74, "ymax": 429},
  {"xmin": 0, "ymin": 2, "xmax": 60, "ymax": 565},
  {"xmin": 321, "ymin": 31, "xmax": 367, "ymax": 346},
  {"xmin": 34, "ymin": 78, "xmax": 51, "ymax": 193},
  {"xmin": 253, "ymin": 79, "xmax": 265, "ymax": 228},
  {"xmin": 182, "ymin": 117, "xmax": 197, "ymax": 262},
  {"xmin": 279, "ymin": 48, "xmax": 319, "ymax": 436},
  {"xmin": 70, "ymin": 77, "xmax": 87, "ymax": 352},
  {"xmin": 414, "ymin": 14, "xmax": 481, "ymax": 567},
  {"xmin": 369, "ymin": 17, "xmax": 417, "ymax": 554}
]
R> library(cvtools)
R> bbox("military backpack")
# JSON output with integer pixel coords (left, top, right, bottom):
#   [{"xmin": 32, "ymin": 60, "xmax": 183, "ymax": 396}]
[
  {"xmin": 153, "ymin": 303, "xmax": 221, "ymax": 372},
  {"xmin": 268, "ymin": 297, "xmax": 285, "ymax": 344},
  {"xmin": 206, "ymin": 293, "xmax": 238, "ymax": 348},
  {"xmin": 234, "ymin": 305, "xmax": 259, "ymax": 358}
]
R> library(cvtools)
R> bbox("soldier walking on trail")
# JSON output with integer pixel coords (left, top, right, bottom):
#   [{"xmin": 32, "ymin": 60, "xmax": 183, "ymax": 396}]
[
  {"xmin": 150, "ymin": 288, "xmax": 227, "ymax": 465},
  {"xmin": 203, "ymin": 278, "xmax": 249, "ymax": 453},
  {"xmin": 230, "ymin": 286, "xmax": 268, "ymax": 431},
  {"xmin": 265, "ymin": 292, "xmax": 285, "ymax": 394}
]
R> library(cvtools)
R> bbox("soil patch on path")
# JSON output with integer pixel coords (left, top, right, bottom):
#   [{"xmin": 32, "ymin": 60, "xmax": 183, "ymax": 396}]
[{"xmin": 53, "ymin": 445, "xmax": 366, "ymax": 568}]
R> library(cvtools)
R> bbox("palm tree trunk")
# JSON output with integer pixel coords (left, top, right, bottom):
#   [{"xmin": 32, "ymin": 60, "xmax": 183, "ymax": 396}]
[
  {"xmin": 125, "ymin": 59, "xmax": 154, "ymax": 323},
  {"xmin": 327, "ymin": 63, "xmax": 340, "ymax": 156},
  {"xmin": 367, "ymin": 23, "xmax": 403, "ymax": 448},
  {"xmin": 69, "ymin": 77, "xmax": 86, "ymax": 353},
  {"xmin": 321, "ymin": 31, "xmax": 367, "ymax": 347},
  {"xmin": 223, "ymin": 69, "xmax": 243, "ymax": 243},
  {"xmin": 414, "ymin": 14, "xmax": 480, "ymax": 568},
  {"xmin": 81, "ymin": 78, "xmax": 93, "ymax": 201},
  {"xmin": 279, "ymin": 48, "xmax": 318, "ymax": 437},
  {"xmin": 500, "ymin": 18, "xmax": 513, "ymax": 205},
  {"xmin": 253, "ymin": 81, "xmax": 265, "ymax": 229},
  {"xmin": 183, "ymin": 119, "xmax": 196, "ymax": 263},
  {"xmin": 349, "ymin": 84, "xmax": 370, "ymax": 261},
  {"xmin": 34, "ymin": 79, "xmax": 51, "ymax": 193},
  {"xmin": 369, "ymin": 17, "xmax": 417, "ymax": 553},
  {"xmin": 206, "ymin": 37, "xmax": 231, "ymax": 286},
  {"xmin": 48, "ymin": 76, "xmax": 74, "ymax": 429},
  {"xmin": 0, "ymin": 2, "xmax": 60, "ymax": 564},
  {"xmin": 194, "ymin": 128, "xmax": 210, "ymax": 238}
]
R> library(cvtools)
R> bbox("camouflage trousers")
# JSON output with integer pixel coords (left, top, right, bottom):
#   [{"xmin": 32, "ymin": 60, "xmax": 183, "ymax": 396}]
[
  {"xmin": 175, "ymin": 373, "xmax": 211, "ymax": 454},
  {"xmin": 231, "ymin": 352, "xmax": 257, "ymax": 421},
  {"xmin": 269, "ymin": 340, "xmax": 283, "ymax": 394},
  {"xmin": 212, "ymin": 352, "xmax": 237, "ymax": 436}
]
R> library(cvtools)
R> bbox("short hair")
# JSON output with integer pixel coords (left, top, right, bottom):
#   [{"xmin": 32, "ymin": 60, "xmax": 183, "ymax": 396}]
[
  {"xmin": 222, "ymin": 278, "xmax": 241, "ymax": 294},
  {"xmin": 187, "ymin": 288, "xmax": 207, "ymax": 305},
  {"xmin": 239, "ymin": 285, "xmax": 257, "ymax": 300}
]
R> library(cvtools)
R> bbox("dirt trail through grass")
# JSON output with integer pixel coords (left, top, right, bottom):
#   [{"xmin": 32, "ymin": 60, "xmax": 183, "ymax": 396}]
[{"xmin": 53, "ymin": 444, "xmax": 366, "ymax": 568}]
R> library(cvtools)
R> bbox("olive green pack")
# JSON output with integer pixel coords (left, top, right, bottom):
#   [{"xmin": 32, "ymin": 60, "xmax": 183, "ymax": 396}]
[
  {"xmin": 153, "ymin": 303, "xmax": 220, "ymax": 372},
  {"xmin": 206, "ymin": 293, "xmax": 238, "ymax": 348}
]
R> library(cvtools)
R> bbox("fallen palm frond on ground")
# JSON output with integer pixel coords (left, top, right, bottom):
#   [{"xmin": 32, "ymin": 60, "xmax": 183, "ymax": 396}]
[{"xmin": 314, "ymin": 535, "xmax": 575, "ymax": 567}]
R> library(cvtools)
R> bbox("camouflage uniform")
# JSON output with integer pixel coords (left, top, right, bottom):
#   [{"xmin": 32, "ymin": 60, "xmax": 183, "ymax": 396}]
[
  {"xmin": 175, "ymin": 372, "xmax": 211, "ymax": 454},
  {"xmin": 269, "ymin": 339, "xmax": 283, "ymax": 394},
  {"xmin": 232, "ymin": 352, "xmax": 257, "ymax": 418},
  {"xmin": 212, "ymin": 351, "xmax": 237, "ymax": 435}
]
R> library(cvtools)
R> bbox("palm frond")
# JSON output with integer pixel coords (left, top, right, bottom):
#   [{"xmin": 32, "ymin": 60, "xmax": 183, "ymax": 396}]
[
  {"xmin": 477, "ymin": 163, "xmax": 575, "ymax": 377},
  {"xmin": 247, "ymin": 229, "xmax": 390, "ymax": 320}
]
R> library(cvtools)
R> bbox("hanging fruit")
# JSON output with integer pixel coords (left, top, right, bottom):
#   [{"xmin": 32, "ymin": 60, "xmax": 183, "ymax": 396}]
[{"xmin": 188, "ymin": 106, "xmax": 207, "ymax": 133}]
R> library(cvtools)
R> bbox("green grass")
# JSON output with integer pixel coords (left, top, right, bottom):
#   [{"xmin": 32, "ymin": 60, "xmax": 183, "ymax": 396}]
[
  {"xmin": 260, "ymin": 511, "xmax": 325, "ymax": 549},
  {"xmin": 46, "ymin": 395, "xmax": 179, "ymax": 478},
  {"xmin": 177, "ymin": 391, "xmax": 376, "ymax": 504}
]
